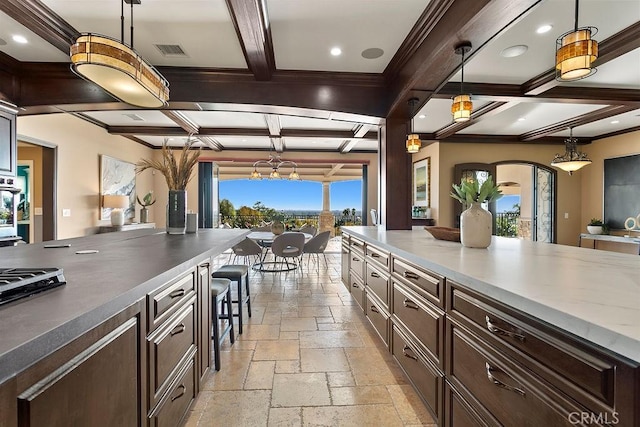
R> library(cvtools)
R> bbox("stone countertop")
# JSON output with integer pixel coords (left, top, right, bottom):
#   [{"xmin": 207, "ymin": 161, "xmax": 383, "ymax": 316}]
[
  {"xmin": 579, "ymin": 233, "xmax": 640, "ymax": 243},
  {"xmin": 342, "ymin": 226, "xmax": 640, "ymax": 363},
  {"xmin": 0, "ymin": 228, "xmax": 248, "ymax": 383}
]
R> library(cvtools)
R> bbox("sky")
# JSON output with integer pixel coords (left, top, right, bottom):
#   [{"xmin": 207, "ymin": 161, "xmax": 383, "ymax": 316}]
[
  {"xmin": 219, "ymin": 179, "xmax": 362, "ymax": 211},
  {"xmin": 496, "ymin": 195, "xmax": 520, "ymax": 213}
]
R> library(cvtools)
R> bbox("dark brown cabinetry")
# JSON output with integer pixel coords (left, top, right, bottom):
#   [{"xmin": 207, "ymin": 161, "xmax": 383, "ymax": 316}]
[
  {"xmin": 340, "ymin": 231, "xmax": 640, "ymax": 427},
  {"xmin": 341, "ymin": 234, "xmax": 350, "ymax": 287}
]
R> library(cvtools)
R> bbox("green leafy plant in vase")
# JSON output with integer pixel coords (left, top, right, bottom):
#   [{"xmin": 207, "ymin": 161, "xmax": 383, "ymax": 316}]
[
  {"xmin": 450, "ymin": 176, "xmax": 502, "ymax": 248},
  {"xmin": 136, "ymin": 191, "xmax": 156, "ymax": 223},
  {"xmin": 587, "ymin": 218, "xmax": 605, "ymax": 235}
]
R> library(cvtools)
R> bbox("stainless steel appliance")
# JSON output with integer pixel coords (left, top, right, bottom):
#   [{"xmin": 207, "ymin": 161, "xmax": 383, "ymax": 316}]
[
  {"xmin": 0, "ymin": 175, "xmax": 20, "ymax": 246},
  {"xmin": 0, "ymin": 268, "xmax": 66, "ymax": 306}
]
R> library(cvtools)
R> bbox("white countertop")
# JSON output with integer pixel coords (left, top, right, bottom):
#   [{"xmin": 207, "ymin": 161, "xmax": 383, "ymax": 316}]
[{"xmin": 343, "ymin": 226, "xmax": 640, "ymax": 363}]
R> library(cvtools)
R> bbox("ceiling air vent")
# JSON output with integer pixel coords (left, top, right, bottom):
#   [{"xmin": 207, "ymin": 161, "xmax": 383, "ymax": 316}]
[
  {"xmin": 154, "ymin": 44, "xmax": 188, "ymax": 57},
  {"xmin": 123, "ymin": 113, "xmax": 145, "ymax": 121}
]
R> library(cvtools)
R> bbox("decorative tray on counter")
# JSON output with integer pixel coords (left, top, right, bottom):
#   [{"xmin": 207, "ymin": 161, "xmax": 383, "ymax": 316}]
[{"xmin": 424, "ymin": 226, "xmax": 461, "ymax": 242}]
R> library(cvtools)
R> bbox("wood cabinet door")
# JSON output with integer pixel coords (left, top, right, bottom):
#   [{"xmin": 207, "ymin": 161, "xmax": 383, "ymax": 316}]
[{"xmin": 17, "ymin": 317, "xmax": 140, "ymax": 427}]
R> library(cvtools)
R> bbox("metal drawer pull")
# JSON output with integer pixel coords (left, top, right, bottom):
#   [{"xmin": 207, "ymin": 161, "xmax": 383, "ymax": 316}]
[
  {"xmin": 169, "ymin": 289, "xmax": 186, "ymax": 299},
  {"xmin": 371, "ymin": 253, "xmax": 380, "ymax": 258},
  {"xmin": 370, "ymin": 272, "xmax": 380, "ymax": 278},
  {"xmin": 402, "ymin": 345, "xmax": 418, "ymax": 360},
  {"xmin": 171, "ymin": 384, "xmax": 186, "ymax": 401},
  {"xmin": 485, "ymin": 362, "xmax": 526, "ymax": 396},
  {"xmin": 485, "ymin": 316, "xmax": 526, "ymax": 342},
  {"xmin": 352, "ymin": 283, "xmax": 359, "ymax": 288},
  {"xmin": 403, "ymin": 271, "xmax": 420, "ymax": 280},
  {"xmin": 170, "ymin": 323, "xmax": 186, "ymax": 336},
  {"xmin": 352, "ymin": 257, "xmax": 361, "ymax": 262},
  {"xmin": 370, "ymin": 305, "xmax": 380, "ymax": 313},
  {"xmin": 403, "ymin": 298, "xmax": 419, "ymax": 310}
]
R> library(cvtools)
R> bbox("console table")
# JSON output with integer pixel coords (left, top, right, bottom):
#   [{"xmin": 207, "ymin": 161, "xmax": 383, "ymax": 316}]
[
  {"xmin": 98, "ymin": 222, "xmax": 156, "ymax": 233},
  {"xmin": 578, "ymin": 233, "xmax": 640, "ymax": 255}
]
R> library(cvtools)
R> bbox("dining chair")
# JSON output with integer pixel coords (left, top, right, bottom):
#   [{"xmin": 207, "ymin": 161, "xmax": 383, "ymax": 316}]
[
  {"xmin": 271, "ymin": 232, "xmax": 305, "ymax": 271},
  {"xmin": 229, "ymin": 237, "xmax": 263, "ymax": 265},
  {"xmin": 298, "ymin": 224, "xmax": 317, "ymax": 236},
  {"xmin": 302, "ymin": 230, "xmax": 331, "ymax": 268}
]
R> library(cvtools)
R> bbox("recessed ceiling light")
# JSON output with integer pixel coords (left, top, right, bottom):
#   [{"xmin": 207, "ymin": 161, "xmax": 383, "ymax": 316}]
[
  {"xmin": 418, "ymin": 114, "xmax": 426, "ymax": 119},
  {"xmin": 361, "ymin": 48, "xmax": 384, "ymax": 59},
  {"xmin": 536, "ymin": 24, "xmax": 553, "ymax": 34},
  {"xmin": 330, "ymin": 47, "xmax": 342, "ymax": 56},
  {"xmin": 500, "ymin": 45, "xmax": 528, "ymax": 58},
  {"xmin": 12, "ymin": 35, "xmax": 28, "ymax": 44},
  {"xmin": 518, "ymin": 117, "xmax": 526, "ymax": 121},
  {"xmin": 611, "ymin": 120, "xmax": 620, "ymax": 124}
]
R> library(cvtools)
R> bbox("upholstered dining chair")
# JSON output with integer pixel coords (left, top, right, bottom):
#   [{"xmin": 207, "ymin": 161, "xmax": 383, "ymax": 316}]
[
  {"xmin": 271, "ymin": 232, "xmax": 305, "ymax": 271},
  {"xmin": 229, "ymin": 237, "xmax": 263, "ymax": 266},
  {"xmin": 298, "ymin": 224, "xmax": 317, "ymax": 236},
  {"xmin": 302, "ymin": 230, "xmax": 331, "ymax": 268}
]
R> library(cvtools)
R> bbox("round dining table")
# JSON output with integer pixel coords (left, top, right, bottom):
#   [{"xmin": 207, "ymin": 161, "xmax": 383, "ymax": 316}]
[{"xmin": 247, "ymin": 231, "xmax": 313, "ymax": 272}]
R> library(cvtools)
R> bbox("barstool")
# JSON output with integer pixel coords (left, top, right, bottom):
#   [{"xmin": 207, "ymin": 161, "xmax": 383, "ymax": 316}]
[
  {"xmin": 211, "ymin": 278, "xmax": 234, "ymax": 371},
  {"xmin": 211, "ymin": 265, "xmax": 251, "ymax": 334}
]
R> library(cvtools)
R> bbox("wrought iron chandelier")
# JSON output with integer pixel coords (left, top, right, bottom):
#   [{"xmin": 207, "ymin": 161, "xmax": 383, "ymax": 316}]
[
  {"xmin": 551, "ymin": 127, "xmax": 592, "ymax": 175},
  {"xmin": 249, "ymin": 153, "xmax": 300, "ymax": 180},
  {"xmin": 70, "ymin": 0, "xmax": 169, "ymax": 108}
]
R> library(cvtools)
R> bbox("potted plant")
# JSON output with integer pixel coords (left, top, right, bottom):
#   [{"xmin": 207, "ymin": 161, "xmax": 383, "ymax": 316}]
[
  {"xmin": 587, "ymin": 218, "xmax": 605, "ymax": 235},
  {"xmin": 136, "ymin": 191, "xmax": 156, "ymax": 223},
  {"xmin": 450, "ymin": 176, "xmax": 502, "ymax": 248},
  {"xmin": 136, "ymin": 138, "xmax": 200, "ymax": 234}
]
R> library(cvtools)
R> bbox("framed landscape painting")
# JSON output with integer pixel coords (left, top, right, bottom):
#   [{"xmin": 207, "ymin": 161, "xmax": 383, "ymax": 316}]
[
  {"xmin": 100, "ymin": 155, "xmax": 136, "ymax": 220},
  {"xmin": 413, "ymin": 158, "xmax": 430, "ymax": 207}
]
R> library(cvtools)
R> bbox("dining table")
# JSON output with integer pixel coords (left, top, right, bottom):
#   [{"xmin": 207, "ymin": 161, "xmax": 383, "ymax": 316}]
[{"xmin": 247, "ymin": 231, "xmax": 313, "ymax": 272}]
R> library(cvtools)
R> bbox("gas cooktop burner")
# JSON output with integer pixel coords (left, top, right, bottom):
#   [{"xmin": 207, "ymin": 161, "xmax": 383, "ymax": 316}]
[{"xmin": 0, "ymin": 268, "xmax": 66, "ymax": 306}]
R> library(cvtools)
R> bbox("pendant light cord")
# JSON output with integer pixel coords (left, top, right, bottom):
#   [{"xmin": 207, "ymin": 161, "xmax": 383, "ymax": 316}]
[
  {"xmin": 130, "ymin": 0, "xmax": 134, "ymax": 48},
  {"xmin": 574, "ymin": 0, "xmax": 579, "ymax": 32},
  {"xmin": 120, "ymin": 0, "xmax": 124, "ymax": 44},
  {"xmin": 460, "ymin": 49, "xmax": 465, "ymax": 95}
]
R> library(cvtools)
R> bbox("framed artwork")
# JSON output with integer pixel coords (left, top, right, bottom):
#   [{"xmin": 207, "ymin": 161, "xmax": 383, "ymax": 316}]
[
  {"xmin": 100, "ymin": 155, "xmax": 136, "ymax": 220},
  {"xmin": 413, "ymin": 157, "xmax": 430, "ymax": 207}
]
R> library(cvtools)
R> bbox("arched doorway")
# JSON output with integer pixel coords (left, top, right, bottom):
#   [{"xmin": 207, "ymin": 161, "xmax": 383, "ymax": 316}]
[{"xmin": 454, "ymin": 162, "xmax": 556, "ymax": 243}]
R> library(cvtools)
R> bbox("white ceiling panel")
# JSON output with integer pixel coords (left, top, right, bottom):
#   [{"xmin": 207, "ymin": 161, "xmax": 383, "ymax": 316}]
[
  {"xmin": 216, "ymin": 136, "xmax": 272, "ymax": 149},
  {"xmin": 284, "ymin": 137, "xmax": 343, "ymax": 150},
  {"xmin": 279, "ymin": 116, "xmax": 356, "ymax": 131},
  {"xmin": 40, "ymin": 0, "xmax": 247, "ymax": 68},
  {"xmin": 0, "ymin": 10, "xmax": 68, "ymax": 62},
  {"xmin": 413, "ymin": 99, "xmax": 493, "ymax": 133},
  {"xmin": 459, "ymin": 102, "xmax": 608, "ymax": 135},
  {"xmin": 461, "ymin": 0, "xmax": 640, "ymax": 85},
  {"xmin": 84, "ymin": 110, "xmax": 176, "ymax": 126},
  {"xmin": 268, "ymin": 0, "xmax": 430, "ymax": 72},
  {"xmin": 181, "ymin": 111, "xmax": 269, "ymax": 128},
  {"xmin": 134, "ymin": 135, "xmax": 204, "ymax": 147},
  {"xmin": 552, "ymin": 108, "xmax": 640, "ymax": 138},
  {"xmin": 565, "ymin": 49, "xmax": 640, "ymax": 89}
]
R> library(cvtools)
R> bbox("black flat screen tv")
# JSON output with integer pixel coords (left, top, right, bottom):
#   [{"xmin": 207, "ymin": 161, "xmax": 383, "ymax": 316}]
[{"xmin": 604, "ymin": 154, "xmax": 640, "ymax": 229}]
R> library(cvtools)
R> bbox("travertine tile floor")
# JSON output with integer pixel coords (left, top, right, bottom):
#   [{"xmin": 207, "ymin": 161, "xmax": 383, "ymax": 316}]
[{"xmin": 185, "ymin": 243, "xmax": 436, "ymax": 427}]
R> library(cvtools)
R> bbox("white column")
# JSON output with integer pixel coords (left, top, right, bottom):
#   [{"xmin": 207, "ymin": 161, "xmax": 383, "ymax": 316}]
[
  {"xmin": 319, "ymin": 181, "xmax": 335, "ymax": 236},
  {"xmin": 322, "ymin": 181, "xmax": 330, "ymax": 212}
]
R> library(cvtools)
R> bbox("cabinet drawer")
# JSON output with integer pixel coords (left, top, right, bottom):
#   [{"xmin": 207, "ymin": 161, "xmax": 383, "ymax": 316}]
[
  {"xmin": 350, "ymin": 237, "xmax": 364, "ymax": 252},
  {"xmin": 366, "ymin": 244, "xmax": 389, "ymax": 269},
  {"xmin": 392, "ymin": 326, "xmax": 442, "ymax": 421},
  {"xmin": 392, "ymin": 280, "xmax": 444, "ymax": 367},
  {"xmin": 447, "ymin": 319, "xmax": 586, "ymax": 427},
  {"xmin": 148, "ymin": 298, "xmax": 196, "ymax": 406},
  {"xmin": 149, "ymin": 355, "xmax": 196, "ymax": 427},
  {"xmin": 148, "ymin": 271, "xmax": 196, "ymax": 332},
  {"xmin": 366, "ymin": 292, "xmax": 389, "ymax": 347},
  {"xmin": 449, "ymin": 283, "xmax": 616, "ymax": 408},
  {"xmin": 365, "ymin": 263, "xmax": 389, "ymax": 308},
  {"xmin": 350, "ymin": 274, "xmax": 365, "ymax": 311},
  {"xmin": 350, "ymin": 248, "xmax": 365, "ymax": 281},
  {"xmin": 341, "ymin": 243, "xmax": 350, "ymax": 289},
  {"xmin": 444, "ymin": 381, "xmax": 495, "ymax": 427},
  {"xmin": 392, "ymin": 257, "xmax": 444, "ymax": 307}
]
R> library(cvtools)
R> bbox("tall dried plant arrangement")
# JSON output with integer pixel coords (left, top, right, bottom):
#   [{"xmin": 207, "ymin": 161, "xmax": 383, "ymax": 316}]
[{"xmin": 136, "ymin": 137, "xmax": 201, "ymax": 190}]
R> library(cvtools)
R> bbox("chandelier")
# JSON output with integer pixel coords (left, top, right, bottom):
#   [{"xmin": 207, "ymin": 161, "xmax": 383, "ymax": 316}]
[
  {"xmin": 551, "ymin": 127, "xmax": 592, "ymax": 175},
  {"xmin": 250, "ymin": 153, "xmax": 300, "ymax": 180},
  {"xmin": 555, "ymin": 0, "xmax": 598, "ymax": 81},
  {"xmin": 70, "ymin": 0, "xmax": 169, "ymax": 108},
  {"xmin": 451, "ymin": 42, "xmax": 473, "ymax": 122}
]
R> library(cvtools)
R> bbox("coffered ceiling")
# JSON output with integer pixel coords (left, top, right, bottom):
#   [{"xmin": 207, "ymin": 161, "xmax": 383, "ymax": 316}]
[{"xmin": 1, "ymin": 0, "xmax": 639, "ymax": 160}]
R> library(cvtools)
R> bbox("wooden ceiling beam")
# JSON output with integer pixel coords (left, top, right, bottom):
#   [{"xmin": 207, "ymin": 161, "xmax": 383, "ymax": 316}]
[
  {"xmin": 385, "ymin": 0, "xmax": 542, "ymax": 119},
  {"xmin": 519, "ymin": 105, "xmax": 638, "ymax": 141},
  {"xmin": 225, "ymin": 0, "xmax": 276, "ymax": 81},
  {"xmin": 0, "ymin": 0, "xmax": 79, "ymax": 54},
  {"xmin": 523, "ymin": 21, "xmax": 640, "ymax": 96},
  {"xmin": 162, "ymin": 111, "xmax": 199, "ymax": 135}
]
